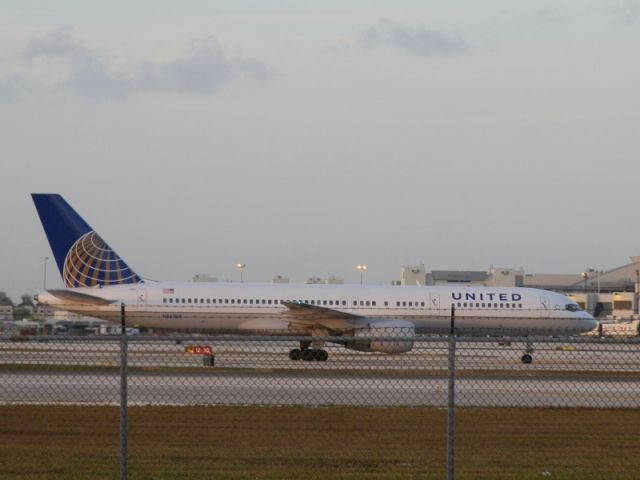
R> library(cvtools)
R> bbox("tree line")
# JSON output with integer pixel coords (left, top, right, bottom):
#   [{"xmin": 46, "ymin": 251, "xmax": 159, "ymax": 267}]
[{"xmin": 0, "ymin": 292, "xmax": 34, "ymax": 306}]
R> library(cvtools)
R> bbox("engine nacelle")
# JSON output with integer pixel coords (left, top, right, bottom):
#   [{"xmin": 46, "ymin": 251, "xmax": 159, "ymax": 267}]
[{"xmin": 345, "ymin": 320, "xmax": 415, "ymax": 354}]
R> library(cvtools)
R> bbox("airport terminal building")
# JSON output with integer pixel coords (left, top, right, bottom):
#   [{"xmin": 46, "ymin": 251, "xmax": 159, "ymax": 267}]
[{"xmin": 400, "ymin": 257, "xmax": 640, "ymax": 319}]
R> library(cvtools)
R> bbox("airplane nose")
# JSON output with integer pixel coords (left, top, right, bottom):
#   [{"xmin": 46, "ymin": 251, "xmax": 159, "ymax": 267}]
[{"xmin": 583, "ymin": 314, "xmax": 598, "ymax": 332}]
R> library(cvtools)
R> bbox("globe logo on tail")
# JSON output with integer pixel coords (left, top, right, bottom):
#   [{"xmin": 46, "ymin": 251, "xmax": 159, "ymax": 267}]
[{"xmin": 62, "ymin": 231, "xmax": 141, "ymax": 287}]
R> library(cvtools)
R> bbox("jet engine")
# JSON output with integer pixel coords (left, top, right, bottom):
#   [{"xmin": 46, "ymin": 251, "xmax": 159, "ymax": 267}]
[{"xmin": 345, "ymin": 320, "xmax": 415, "ymax": 354}]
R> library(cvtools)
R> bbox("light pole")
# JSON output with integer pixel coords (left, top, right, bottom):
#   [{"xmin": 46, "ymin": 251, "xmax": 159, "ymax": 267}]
[
  {"xmin": 635, "ymin": 269, "xmax": 639, "ymax": 315},
  {"xmin": 43, "ymin": 256, "xmax": 49, "ymax": 290},
  {"xmin": 236, "ymin": 263, "xmax": 246, "ymax": 283},
  {"xmin": 581, "ymin": 271, "xmax": 588, "ymax": 292},
  {"xmin": 356, "ymin": 264, "xmax": 367, "ymax": 285}
]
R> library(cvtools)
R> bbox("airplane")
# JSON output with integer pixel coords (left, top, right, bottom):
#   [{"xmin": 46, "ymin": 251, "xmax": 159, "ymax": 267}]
[{"xmin": 32, "ymin": 193, "xmax": 598, "ymax": 364}]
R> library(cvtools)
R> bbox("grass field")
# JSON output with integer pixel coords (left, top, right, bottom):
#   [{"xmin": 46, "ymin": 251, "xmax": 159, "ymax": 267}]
[{"xmin": 1, "ymin": 405, "xmax": 639, "ymax": 479}]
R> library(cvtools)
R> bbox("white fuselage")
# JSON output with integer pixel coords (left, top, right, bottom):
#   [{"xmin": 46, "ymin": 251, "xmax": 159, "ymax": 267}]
[{"xmin": 38, "ymin": 282, "xmax": 598, "ymax": 335}]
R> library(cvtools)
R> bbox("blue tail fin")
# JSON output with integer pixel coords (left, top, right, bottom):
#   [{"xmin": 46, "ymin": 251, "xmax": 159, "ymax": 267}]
[{"xmin": 32, "ymin": 194, "xmax": 142, "ymax": 288}]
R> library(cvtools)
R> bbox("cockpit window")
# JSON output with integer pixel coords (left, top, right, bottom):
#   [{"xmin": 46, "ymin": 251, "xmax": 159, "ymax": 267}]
[{"xmin": 565, "ymin": 303, "xmax": 581, "ymax": 312}]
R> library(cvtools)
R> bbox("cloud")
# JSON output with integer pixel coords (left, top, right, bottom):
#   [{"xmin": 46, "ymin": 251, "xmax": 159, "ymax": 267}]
[
  {"xmin": 361, "ymin": 19, "xmax": 468, "ymax": 57},
  {"xmin": 138, "ymin": 37, "xmax": 270, "ymax": 95},
  {"xmin": 322, "ymin": 40, "xmax": 353, "ymax": 57},
  {"xmin": 22, "ymin": 27, "xmax": 132, "ymax": 99},
  {"xmin": 612, "ymin": 1, "xmax": 640, "ymax": 25},
  {"xmin": 529, "ymin": 8, "xmax": 571, "ymax": 26},
  {"xmin": 0, "ymin": 75, "xmax": 35, "ymax": 101},
  {"xmin": 2, "ymin": 27, "xmax": 271, "ymax": 100}
]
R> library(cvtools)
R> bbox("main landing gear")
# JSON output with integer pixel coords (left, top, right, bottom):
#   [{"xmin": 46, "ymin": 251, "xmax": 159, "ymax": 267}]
[{"xmin": 289, "ymin": 341, "xmax": 329, "ymax": 362}]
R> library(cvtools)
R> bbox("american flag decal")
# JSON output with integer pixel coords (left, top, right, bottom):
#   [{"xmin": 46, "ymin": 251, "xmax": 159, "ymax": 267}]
[{"xmin": 162, "ymin": 288, "xmax": 175, "ymax": 294}]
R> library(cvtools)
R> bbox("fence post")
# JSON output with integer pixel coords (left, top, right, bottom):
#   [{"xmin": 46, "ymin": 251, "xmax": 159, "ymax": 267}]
[
  {"xmin": 447, "ymin": 305, "xmax": 456, "ymax": 480},
  {"xmin": 120, "ymin": 303, "xmax": 128, "ymax": 480}
]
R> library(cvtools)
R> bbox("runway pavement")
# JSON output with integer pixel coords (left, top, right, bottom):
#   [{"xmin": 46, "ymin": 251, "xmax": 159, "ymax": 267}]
[
  {"xmin": 1, "ymin": 336, "xmax": 639, "ymax": 408},
  {"xmin": 1, "ymin": 370, "xmax": 639, "ymax": 408},
  {"xmin": 1, "ymin": 337, "xmax": 639, "ymax": 371}
]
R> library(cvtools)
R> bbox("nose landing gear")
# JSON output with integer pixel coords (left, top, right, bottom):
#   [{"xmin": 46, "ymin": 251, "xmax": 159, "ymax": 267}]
[{"xmin": 521, "ymin": 338, "xmax": 534, "ymax": 364}]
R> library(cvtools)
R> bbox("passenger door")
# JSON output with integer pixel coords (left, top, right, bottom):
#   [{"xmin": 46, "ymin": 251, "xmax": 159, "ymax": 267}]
[
  {"xmin": 539, "ymin": 296, "xmax": 550, "ymax": 317},
  {"xmin": 350, "ymin": 296, "xmax": 359, "ymax": 311},
  {"xmin": 137, "ymin": 284, "xmax": 147, "ymax": 308},
  {"xmin": 430, "ymin": 293, "xmax": 441, "ymax": 312},
  {"xmin": 340, "ymin": 297, "xmax": 348, "ymax": 310}
]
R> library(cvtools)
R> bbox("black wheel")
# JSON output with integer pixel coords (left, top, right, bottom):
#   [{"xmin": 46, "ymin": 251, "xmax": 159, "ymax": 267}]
[
  {"xmin": 302, "ymin": 349, "xmax": 316, "ymax": 361},
  {"xmin": 289, "ymin": 348, "xmax": 302, "ymax": 360},
  {"xmin": 315, "ymin": 349, "xmax": 329, "ymax": 362},
  {"xmin": 521, "ymin": 354, "xmax": 533, "ymax": 364}
]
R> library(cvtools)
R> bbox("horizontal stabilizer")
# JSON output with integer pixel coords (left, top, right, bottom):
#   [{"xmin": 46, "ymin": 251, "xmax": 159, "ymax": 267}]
[{"xmin": 47, "ymin": 289, "xmax": 116, "ymax": 306}]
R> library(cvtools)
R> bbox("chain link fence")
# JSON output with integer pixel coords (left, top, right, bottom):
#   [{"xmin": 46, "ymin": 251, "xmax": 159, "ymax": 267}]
[{"xmin": 1, "ymin": 325, "xmax": 639, "ymax": 479}]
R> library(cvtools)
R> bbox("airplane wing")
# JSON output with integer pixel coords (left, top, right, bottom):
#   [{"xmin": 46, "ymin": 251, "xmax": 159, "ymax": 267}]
[
  {"xmin": 47, "ymin": 289, "xmax": 117, "ymax": 306},
  {"xmin": 282, "ymin": 301, "xmax": 360, "ymax": 319},
  {"xmin": 282, "ymin": 301, "xmax": 364, "ymax": 329}
]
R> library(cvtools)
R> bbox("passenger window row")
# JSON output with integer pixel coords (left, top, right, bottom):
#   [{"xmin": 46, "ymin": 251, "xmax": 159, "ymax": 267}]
[
  {"xmin": 163, "ymin": 298, "xmax": 283, "ymax": 305},
  {"xmin": 456, "ymin": 302, "xmax": 523, "ymax": 309},
  {"xmin": 161, "ymin": 297, "xmax": 431, "ymax": 308},
  {"xmin": 394, "ymin": 301, "xmax": 426, "ymax": 308}
]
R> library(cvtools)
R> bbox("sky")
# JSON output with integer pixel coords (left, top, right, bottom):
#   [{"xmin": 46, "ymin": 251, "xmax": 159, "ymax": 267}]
[{"xmin": 2, "ymin": 1, "xmax": 640, "ymax": 300}]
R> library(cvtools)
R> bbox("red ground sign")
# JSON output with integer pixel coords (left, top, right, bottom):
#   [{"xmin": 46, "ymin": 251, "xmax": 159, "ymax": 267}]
[{"xmin": 184, "ymin": 345, "xmax": 213, "ymax": 355}]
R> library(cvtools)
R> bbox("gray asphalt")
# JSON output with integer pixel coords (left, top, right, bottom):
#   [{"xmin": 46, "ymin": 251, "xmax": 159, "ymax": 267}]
[
  {"xmin": 2, "ymin": 370, "xmax": 639, "ymax": 408},
  {"xmin": 2, "ymin": 338, "xmax": 639, "ymax": 372},
  {"xmin": 1, "ymin": 338, "xmax": 639, "ymax": 408}
]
